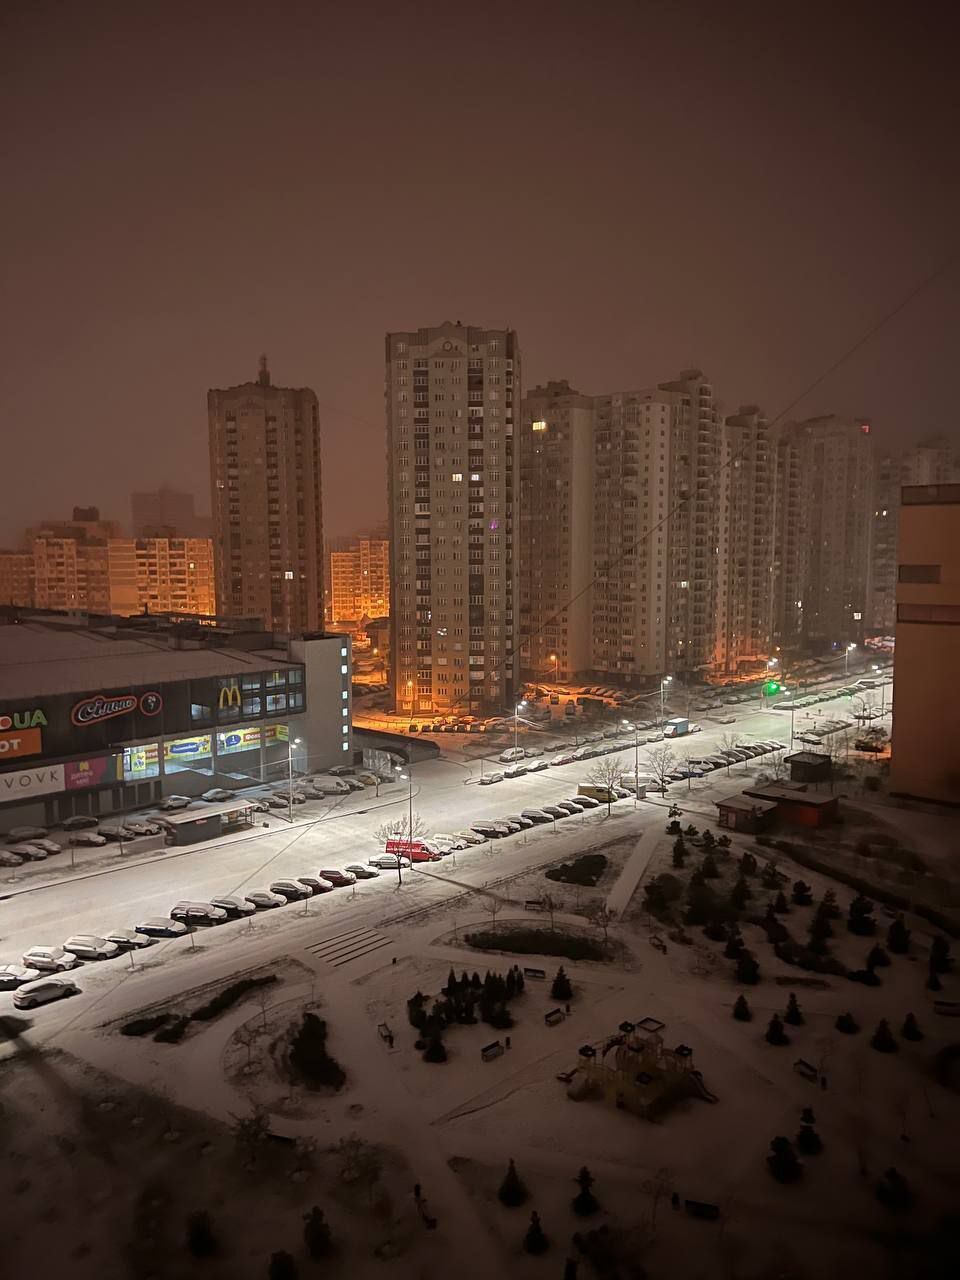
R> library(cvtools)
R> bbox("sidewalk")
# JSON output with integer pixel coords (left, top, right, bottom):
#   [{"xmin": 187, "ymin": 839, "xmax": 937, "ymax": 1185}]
[{"xmin": 604, "ymin": 833, "xmax": 660, "ymax": 917}]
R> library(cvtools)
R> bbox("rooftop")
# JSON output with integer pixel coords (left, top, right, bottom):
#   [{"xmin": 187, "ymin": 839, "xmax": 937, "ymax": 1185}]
[
  {"xmin": 784, "ymin": 750, "xmax": 832, "ymax": 765},
  {"xmin": 0, "ymin": 610, "xmax": 299, "ymax": 702},
  {"xmin": 742, "ymin": 784, "xmax": 838, "ymax": 808},
  {"xmin": 715, "ymin": 794, "xmax": 778, "ymax": 814}
]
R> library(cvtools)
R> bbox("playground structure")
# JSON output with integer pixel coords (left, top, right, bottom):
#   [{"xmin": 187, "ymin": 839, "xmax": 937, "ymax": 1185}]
[{"xmin": 565, "ymin": 1016, "xmax": 717, "ymax": 1120}]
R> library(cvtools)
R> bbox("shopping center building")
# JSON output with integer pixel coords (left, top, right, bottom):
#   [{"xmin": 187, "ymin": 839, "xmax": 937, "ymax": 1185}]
[{"xmin": 0, "ymin": 608, "xmax": 352, "ymax": 827}]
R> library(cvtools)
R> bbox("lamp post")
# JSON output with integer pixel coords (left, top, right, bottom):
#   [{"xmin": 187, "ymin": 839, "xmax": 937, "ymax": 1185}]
[
  {"xmin": 397, "ymin": 764, "xmax": 413, "ymax": 888},
  {"xmin": 514, "ymin": 700, "xmax": 527, "ymax": 756},
  {"xmin": 550, "ymin": 653, "xmax": 559, "ymax": 682},
  {"xmin": 287, "ymin": 735, "xmax": 302, "ymax": 824},
  {"xmin": 844, "ymin": 642, "xmax": 857, "ymax": 677},
  {"xmin": 659, "ymin": 676, "xmax": 672, "ymax": 729},
  {"xmin": 872, "ymin": 663, "xmax": 886, "ymax": 717},
  {"xmin": 622, "ymin": 719, "xmax": 639, "ymax": 810}
]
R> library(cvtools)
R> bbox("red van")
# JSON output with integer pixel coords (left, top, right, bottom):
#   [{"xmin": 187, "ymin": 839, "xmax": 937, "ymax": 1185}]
[{"xmin": 385, "ymin": 838, "xmax": 441, "ymax": 863}]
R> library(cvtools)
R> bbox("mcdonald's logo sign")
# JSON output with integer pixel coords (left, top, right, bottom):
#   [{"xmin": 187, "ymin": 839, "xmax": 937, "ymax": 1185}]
[{"xmin": 218, "ymin": 683, "xmax": 242, "ymax": 710}]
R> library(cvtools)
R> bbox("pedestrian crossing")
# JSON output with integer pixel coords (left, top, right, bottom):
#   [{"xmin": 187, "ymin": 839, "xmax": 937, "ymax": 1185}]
[{"xmin": 304, "ymin": 925, "xmax": 393, "ymax": 968}]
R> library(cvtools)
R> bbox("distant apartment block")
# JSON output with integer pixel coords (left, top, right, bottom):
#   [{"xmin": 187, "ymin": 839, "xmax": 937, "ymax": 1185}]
[
  {"xmin": 0, "ymin": 550, "xmax": 34, "ymax": 607},
  {"xmin": 329, "ymin": 538, "xmax": 390, "ymax": 622},
  {"xmin": 770, "ymin": 415, "xmax": 875, "ymax": 651},
  {"xmin": 132, "ymin": 484, "xmax": 212, "ymax": 538},
  {"xmin": 890, "ymin": 482, "xmax": 960, "ymax": 804},
  {"xmin": 208, "ymin": 358, "xmax": 324, "ymax": 632},
  {"xmin": 387, "ymin": 321, "xmax": 519, "ymax": 716}
]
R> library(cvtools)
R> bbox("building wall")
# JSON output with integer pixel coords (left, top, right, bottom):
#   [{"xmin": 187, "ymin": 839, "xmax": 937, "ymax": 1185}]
[
  {"xmin": 29, "ymin": 535, "xmax": 215, "ymax": 616},
  {"xmin": 519, "ymin": 382, "xmax": 594, "ymax": 680},
  {"xmin": 136, "ymin": 538, "xmax": 216, "ymax": 615},
  {"xmin": 289, "ymin": 633, "xmax": 353, "ymax": 768},
  {"xmin": 890, "ymin": 484, "xmax": 960, "ymax": 804},
  {"xmin": 0, "ymin": 551, "xmax": 35, "ymax": 606},
  {"xmin": 387, "ymin": 322, "xmax": 519, "ymax": 716},
  {"xmin": 132, "ymin": 485, "xmax": 211, "ymax": 538},
  {"xmin": 329, "ymin": 538, "xmax": 390, "ymax": 621},
  {"xmin": 208, "ymin": 359, "xmax": 324, "ymax": 632}
]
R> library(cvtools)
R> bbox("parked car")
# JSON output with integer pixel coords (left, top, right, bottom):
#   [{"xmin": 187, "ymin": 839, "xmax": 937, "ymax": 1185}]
[
  {"xmin": 269, "ymin": 880, "xmax": 311, "ymax": 901},
  {"xmin": 479, "ymin": 772, "xmax": 504, "ymax": 785},
  {"xmin": 296, "ymin": 876, "xmax": 335, "ymax": 894},
  {"xmin": 243, "ymin": 890, "xmax": 287, "ymax": 910},
  {"xmin": 540, "ymin": 804, "xmax": 567, "ymax": 819},
  {"xmin": 0, "ymin": 964, "xmax": 41, "ymax": 990},
  {"xmin": 368, "ymin": 853, "xmax": 411, "ymax": 870},
  {"xmin": 205, "ymin": 895, "xmax": 255, "ymax": 918},
  {"xmin": 243, "ymin": 797, "xmax": 271, "ymax": 814},
  {"xmin": 6, "ymin": 842, "xmax": 49, "ymax": 861},
  {"xmin": 61, "ymin": 815, "xmax": 99, "ymax": 831},
  {"xmin": 572, "ymin": 794, "xmax": 601, "ymax": 809},
  {"xmin": 555, "ymin": 800, "xmax": 583, "ymax": 814},
  {"xmin": 327, "ymin": 766, "xmax": 355, "ymax": 777},
  {"xmin": 454, "ymin": 830, "xmax": 487, "ymax": 846},
  {"xmin": 5, "ymin": 825, "xmax": 48, "ymax": 841},
  {"xmin": 157, "ymin": 795, "xmax": 192, "ymax": 811},
  {"xmin": 344, "ymin": 863, "xmax": 379, "ymax": 878},
  {"xmin": 134, "ymin": 918, "xmax": 189, "ymax": 939},
  {"xmin": 273, "ymin": 789, "xmax": 307, "ymax": 804},
  {"xmin": 341, "ymin": 777, "xmax": 365, "ymax": 792},
  {"xmin": 526, "ymin": 759, "xmax": 550, "ymax": 773},
  {"xmin": 496, "ymin": 818, "xmax": 522, "ymax": 834},
  {"xmin": 319, "ymin": 868, "xmax": 358, "ymax": 887},
  {"xmin": 0, "ymin": 849, "xmax": 24, "ymax": 867},
  {"xmin": 22, "ymin": 838, "xmax": 61, "ymax": 855},
  {"xmin": 70, "ymin": 831, "xmax": 108, "ymax": 847},
  {"xmin": 103, "ymin": 928, "xmax": 158, "ymax": 949},
  {"xmin": 202, "ymin": 788, "xmax": 234, "ymax": 802},
  {"xmin": 124, "ymin": 819, "xmax": 162, "ymax": 836},
  {"xmin": 498, "ymin": 747, "xmax": 526, "ymax": 763},
  {"xmin": 98, "ymin": 823, "xmax": 137, "ymax": 842},
  {"xmin": 21, "ymin": 945, "xmax": 80, "ymax": 972},
  {"xmin": 62, "ymin": 935, "xmax": 120, "ymax": 961},
  {"xmin": 470, "ymin": 822, "xmax": 507, "ymax": 838},
  {"xmin": 259, "ymin": 794, "xmax": 287, "ymax": 810},
  {"xmin": 646, "ymin": 732, "xmax": 664, "ymax": 743},
  {"xmin": 171, "ymin": 901, "xmax": 228, "ymax": 925},
  {"xmin": 503, "ymin": 813, "xmax": 534, "ymax": 828},
  {"xmin": 520, "ymin": 808, "xmax": 552, "ymax": 824},
  {"xmin": 13, "ymin": 977, "xmax": 81, "ymax": 1010}
]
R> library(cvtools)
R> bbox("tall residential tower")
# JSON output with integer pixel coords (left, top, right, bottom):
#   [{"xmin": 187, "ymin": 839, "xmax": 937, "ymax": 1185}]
[
  {"xmin": 386, "ymin": 322, "xmax": 519, "ymax": 716},
  {"xmin": 208, "ymin": 359, "xmax": 323, "ymax": 632}
]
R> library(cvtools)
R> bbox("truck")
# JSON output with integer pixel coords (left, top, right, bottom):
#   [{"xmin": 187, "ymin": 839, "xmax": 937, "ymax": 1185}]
[{"xmin": 663, "ymin": 717, "xmax": 689, "ymax": 738}]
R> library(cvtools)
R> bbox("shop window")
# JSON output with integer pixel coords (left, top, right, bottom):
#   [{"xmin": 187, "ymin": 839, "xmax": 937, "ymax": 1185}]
[
  {"xmin": 266, "ymin": 693, "xmax": 287, "ymax": 714},
  {"xmin": 243, "ymin": 695, "xmax": 262, "ymax": 716},
  {"xmin": 191, "ymin": 702, "xmax": 212, "ymax": 723},
  {"xmin": 266, "ymin": 670, "xmax": 286, "ymax": 688}
]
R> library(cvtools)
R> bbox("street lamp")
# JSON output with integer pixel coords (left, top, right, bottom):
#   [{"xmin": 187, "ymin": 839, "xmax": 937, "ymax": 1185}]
[
  {"xmin": 514, "ymin": 700, "xmax": 527, "ymax": 756},
  {"xmin": 844, "ymin": 642, "xmax": 857, "ymax": 676},
  {"xmin": 622, "ymin": 719, "xmax": 640, "ymax": 810},
  {"xmin": 396, "ymin": 764, "xmax": 413, "ymax": 888},
  {"xmin": 550, "ymin": 653, "xmax": 559, "ymax": 682},
  {"xmin": 659, "ymin": 676, "xmax": 672, "ymax": 729},
  {"xmin": 871, "ymin": 664, "xmax": 887, "ymax": 717},
  {"xmin": 287, "ymin": 735, "xmax": 302, "ymax": 824}
]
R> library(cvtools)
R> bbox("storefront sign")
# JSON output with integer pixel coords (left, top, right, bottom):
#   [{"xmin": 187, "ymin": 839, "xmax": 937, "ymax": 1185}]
[
  {"xmin": 164, "ymin": 734, "xmax": 212, "ymax": 763},
  {"xmin": 218, "ymin": 682, "xmax": 242, "ymax": 710},
  {"xmin": 0, "ymin": 708, "xmax": 47, "ymax": 730},
  {"xmin": 123, "ymin": 743, "xmax": 160, "ymax": 781},
  {"xmin": 0, "ymin": 764, "xmax": 65, "ymax": 803},
  {"xmin": 216, "ymin": 726, "xmax": 261, "ymax": 756},
  {"xmin": 0, "ymin": 728, "xmax": 43, "ymax": 760},
  {"xmin": 264, "ymin": 723, "xmax": 289, "ymax": 746},
  {"xmin": 71, "ymin": 690, "xmax": 163, "ymax": 726},
  {"xmin": 65, "ymin": 755, "xmax": 122, "ymax": 790}
]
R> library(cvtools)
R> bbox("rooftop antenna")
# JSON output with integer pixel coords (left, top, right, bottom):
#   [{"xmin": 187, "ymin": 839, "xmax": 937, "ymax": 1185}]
[{"xmin": 258, "ymin": 354, "xmax": 270, "ymax": 387}]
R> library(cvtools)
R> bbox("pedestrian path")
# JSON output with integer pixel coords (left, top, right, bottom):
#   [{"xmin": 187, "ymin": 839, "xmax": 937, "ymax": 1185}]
[
  {"xmin": 604, "ymin": 834, "xmax": 660, "ymax": 917},
  {"xmin": 304, "ymin": 924, "xmax": 392, "ymax": 967}
]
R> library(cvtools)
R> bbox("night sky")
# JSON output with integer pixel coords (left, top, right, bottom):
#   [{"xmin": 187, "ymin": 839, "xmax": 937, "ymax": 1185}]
[{"xmin": 2, "ymin": 0, "xmax": 957, "ymax": 544}]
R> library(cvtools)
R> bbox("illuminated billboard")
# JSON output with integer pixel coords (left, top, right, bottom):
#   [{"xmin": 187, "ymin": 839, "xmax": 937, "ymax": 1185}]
[
  {"xmin": 123, "ymin": 743, "xmax": 160, "ymax": 781},
  {"xmin": 163, "ymin": 734, "xmax": 212, "ymax": 773},
  {"xmin": 263, "ymin": 724, "xmax": 289, "ymax": 746},
  {"xmin": 65, "ymin": 755, "xmax": 123, "ymax": 790},
  {"xmin": 216, "ymin": 726, "xmax": 261, "ymax": 756}
]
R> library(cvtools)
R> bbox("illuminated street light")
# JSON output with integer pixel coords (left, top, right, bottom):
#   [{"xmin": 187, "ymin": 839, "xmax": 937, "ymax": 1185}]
[
  {"xmin": 844, "ymin": 642, "xmax": 857, "ymax": 676},
  {"xmin": 287, "ymin": 735, "xmax": 302, "ymax": 824},
  {"xmin": 622, "ymin": 718, "xmax": 640, "ymax": 809},
  {"xmin": 659, "ymin": 676, "xmax": 672, "ymax": 728}
]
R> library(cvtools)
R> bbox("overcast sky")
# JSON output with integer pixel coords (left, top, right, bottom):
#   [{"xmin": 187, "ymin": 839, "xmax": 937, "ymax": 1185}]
[{"xmin": 2, "ymin": 0, "xmax": 957, "ymax": 543}]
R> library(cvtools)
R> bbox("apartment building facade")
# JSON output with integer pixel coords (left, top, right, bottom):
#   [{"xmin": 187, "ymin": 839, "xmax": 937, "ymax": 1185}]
[
  {"xmin": 132, "ymin": 485, "xmax": 212, "ymax": 538},
  {"xmin": 329, "ymin": 538, "xmax": 390, "ymax": 622},
  {"xmin": 519, "ymin": 381, "xmax": 594, "ymax": 681},
  {"xmin": 386, "ymin": 321, "xmax": 519, "ymax": 716},
  {"xmin": 0, "ymin": 551, "xmax": 34, "ymax": 607},
  {"xmin": 208, "ymin": 358, "xmax": 323, "ymax": 632}
]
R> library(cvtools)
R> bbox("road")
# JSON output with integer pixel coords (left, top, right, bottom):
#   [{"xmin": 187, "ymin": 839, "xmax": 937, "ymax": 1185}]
[{"xmin": 0, "ymin": 682, "xmax": 887, "ymax": 1034}]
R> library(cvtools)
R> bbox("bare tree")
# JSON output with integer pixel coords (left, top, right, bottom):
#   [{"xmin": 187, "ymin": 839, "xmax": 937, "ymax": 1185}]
[
  {"xmin": 481, "ymin": 892, "xmax": 504, "ymax": 934},
  {"xmin": 645, "ymin": 744, "xmax": 676, "ymax": 791},
  {"xmin": 539, "ymin": 891, "xmax": 561, "ymax": 932},
  {"xmin": 375, "ymin": 813, "xmax": 428, "ymax": 845},
  {"xmin": 235, "ymin": 1022, "xmax": 260, "ymax": 1071},
  {"xmin": 336, "ymin": 1135, "xmax": 383, "ymax": 1205},
  {"xmin": 767, "ymin": 750, "xmax": 787, "ymax": 782},
  {"xmin": 230, "ymin": 1104, "xmax": 271, "ymax": 1167},
  {"xmin": 718, "ymin": 732, "xmax": 741, "ymax": 775},
  {"xmin": 585, "ymin": 902, "xmax": 617, "ymax": 953},
  {"xmin": 586, "ymin": 756, "xmax": 624, "ymax": 816}
]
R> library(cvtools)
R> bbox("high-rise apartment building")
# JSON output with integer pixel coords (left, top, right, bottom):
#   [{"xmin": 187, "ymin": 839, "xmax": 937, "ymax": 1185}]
[
  {"xmin": 715, "ymin": 406, "xmax": 774, "ymax": 671},
  {"xmin": 386, "ymin": 321, "xmax": 519, "ymax": 715},
  {"xmin": 869, "ymin": 438, "xmax": 960, "ymax": 634},
  {"xmin": 520, "ymin": 370, "xmax": 733, "ymax": 685},
  {"xmin": 135, "ymin": 538, "xmax": 216, "ymax": 615},
  {"xmin": 0, "ymin": 551, "xmax": 34, "ymax": 607},
  {"xmin": 132, "ymin": 485, "xmax": 212, "ymax": 538},
  {"xmin": 519, "ymin": 382, "xmax": 594, "ymax": 681},
  {"xmin": 770, "ymin": 415, "xmax": 875, "ymax": 651},
  {"xmin": 329, "ymin": 538, "xmax": 390, "ymax": 622},
  {"xmin": 208, "ymin": 358, "xmax": 323, "ymax": 632},
  {"xmin": 890, "ymin": 482, "xmax": 960, "ymax": 804}
]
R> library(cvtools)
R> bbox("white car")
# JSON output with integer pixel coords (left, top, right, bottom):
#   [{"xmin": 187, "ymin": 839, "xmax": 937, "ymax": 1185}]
[
  {"xmin": 244, "ymin": 889, "xmax": 287, "ymax": 909},
  {"xmin": 502, "ymin": 764, "xmax": 528, "ymax": 779},
  {"xmin": 368, "ymin": 853, "xmax": 411, "ymax": 870},
  {"xmin": 454, "ymin": 829, "xmax": 487, "ymax": 846},
  {"xmin": 0, "ymin": 964, "xmax": 41, "ymax": 990},
  {"xmin": 498, "ymin": 748, "xmax": 526, "ymax": 763},
  {"xmin": 23, "ymin": 838, "xmax": 61, "ymax": 855},
  {"xmin": 209, "ymin": 895, "xmax": 257, "ymax": 917},
  {"xmin": 13, "ymin": 977, "xmax": 80, "ymax": 1010},
  {"xmin": 21, "ymin": 945, "xmax": 80, "ymax": 972},
  {"xmin": 6, "ymin": 842, "xmax": 49, "ymax": 861},
  {"xmin": 479, "ymin": 772, "xmax": 504, "ymax": 785},
  {"xmin": 344, "ymin": 863, "xmax": 380, "ymax": 879},
  {"xmin": 525, "ymin": 759, "xmax": 550, "ymax": 772},
  {"xmin": 62, "ymin": 935, "xmax": 120, "ymax": 961}
]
